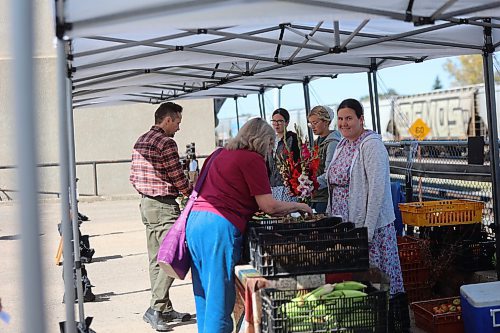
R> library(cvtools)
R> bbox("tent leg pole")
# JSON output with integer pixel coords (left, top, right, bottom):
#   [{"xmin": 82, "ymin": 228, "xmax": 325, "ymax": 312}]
[
  {"xmin": 234, "ymin": 97, "xmax": 240, "ymax": 131},
  {"xmin": 258, "ymin": 92, "xmax": 263, "ymax": 118},
  {"xmin": 260, "ymin": 90, "xmax": 267, "ymax": 121},
  {"xmin": 482, "ymin": 21, "xmax": 500, "ymax": 280},
  {"xmin": 10, "ymin": 0, "xmax": 47, "ymax": 332},
  {"xmin": 371, "ymin": 59, "xmax": 382, "ymax": 135},
  {"xmin": 57, "ymin": 39, "xmax": 77, "ymax": 333},
  {"xmin": 302, "ymin": 78, "xmax": 314, "ymax": 146},
  {"xmin": 67, "ymin": 79, "xmax": 87, "ymax": 326},
  {"xmin": 367, "ymin": 72, "xmax": 377, "ymax": 131}
]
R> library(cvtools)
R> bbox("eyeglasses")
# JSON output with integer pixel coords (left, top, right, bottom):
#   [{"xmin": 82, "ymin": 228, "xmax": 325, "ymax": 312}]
[
  {"xmin": 308, "ymin": 120, "xmax": 325, "ymax": 127},
  {"xmin": 270, "ymin": 120, "xmax": 285, "ymax": 125}
]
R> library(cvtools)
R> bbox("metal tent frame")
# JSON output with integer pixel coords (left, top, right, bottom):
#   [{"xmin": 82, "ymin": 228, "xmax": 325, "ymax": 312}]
[{"xmin": 11, "ymin": 1, "xmax": 500, "ymax": 332}]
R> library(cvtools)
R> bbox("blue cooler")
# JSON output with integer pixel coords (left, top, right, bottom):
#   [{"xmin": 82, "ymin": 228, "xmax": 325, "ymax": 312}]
[{"xmin": 460, "ymin": 281, "xmax": 500, "ymax": 333}]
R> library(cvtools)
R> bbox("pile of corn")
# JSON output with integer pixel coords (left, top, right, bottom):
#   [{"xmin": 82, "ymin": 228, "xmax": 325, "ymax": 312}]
[{"xmin": 279, "ymin": 281, "xmax": 375, "ymax": 331}]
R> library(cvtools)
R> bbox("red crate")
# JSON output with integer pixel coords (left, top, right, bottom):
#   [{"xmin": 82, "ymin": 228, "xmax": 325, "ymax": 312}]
[
  {"xmin": 397, "ymin": 236, "xmax": 429, "ymax": 265},
  {"xmin": 401, "ymin": 262, "xmax": 431, "ymax": 285},
  {"xmin": 411, "ymin": 297, "xmax": 464, "ymax": 333}
]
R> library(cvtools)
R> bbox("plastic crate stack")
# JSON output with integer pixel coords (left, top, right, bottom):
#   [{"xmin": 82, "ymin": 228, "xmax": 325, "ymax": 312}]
[
  {"xmin": 397, "ymin": 236, "xmax": 433, "ymax": 303},
  {"xmin": 246, "ymin": 216, "xmax": 390, "ymax": 333},
  {"xmin": 399, "ymin": 199, "xmax": 495, "ymax": 273}
]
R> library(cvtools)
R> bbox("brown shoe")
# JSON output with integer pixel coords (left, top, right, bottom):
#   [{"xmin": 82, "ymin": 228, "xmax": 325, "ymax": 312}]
[
  {"xmin": 143, "ymin": 308, "xmax": 170, "ymax": 331},
  {"xmin": 162, "ymin": 309, "xmax": 192, "ymax": 322}
]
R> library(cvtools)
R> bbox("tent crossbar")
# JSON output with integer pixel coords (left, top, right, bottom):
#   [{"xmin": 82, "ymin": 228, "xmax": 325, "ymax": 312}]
[
  {"xmin": 430, "ymin": 0, "xmax": 458, "ymax": 22},
  {"xmin": 340, "ymin": 19, "xmax": 369, "ymax": 49},
  {"xmin": 285, "ymin": 21, "xmax": 329, "ymax": 52},
  {"xmin": 250, "ymin": 77, "xmax": 304, "ymax": 83},
  {"xmin": 278, "ymin": 0, "xmax": 407, "ymax": 21},
  {"xmin": 142, "ymin": 84, "xmax": 189, "ymax": 90},
  {"xmin": 72, "ymin": 67, "xmax": 154, "ymax": 84},
  {"xmin": 348, "ymin": 22, "xmax": 475, "ymax": 51},
  {"xmin": 76, "ymin": 48, "xmax": 175, "ymax": 71},
  {"xmin": 154, "ymin": 69, "xmax": 222, "ymax": 80},
  {"xmin": 287, "ymin": 23, "xmax": 326, "ymax": 61},
  {"xmin": 291, "ymin": 23, "xmax": 483, "ymax": 50},
  {"xmin": 333, "ymin": 21, "xmax": 340, "ymax": 47},
  {"xmin": 74, "ymin": 70, "xmax": 147, "ymax": 89},
  {"xmin": 179, "ymin": 64, "xmax": 244, "ymax": 78},
  {"xmin": 73, "ymin": 96, "xmax": 103, "ymax": 104},
  {"xmin": 436, "ymin": 1, "xmax": 500, "ymax": 20},
  {"xmin": 274, "ymin": 24, "xmax": 286, "ymax": 62},
  {"xmin": 75, "ymin": 26, "xmax": 279, "ymax": 71},
  {"xmin": 376, "ymin": 58, "xmax": 388, "ymax": 67},
  {"xmin": 182, "ymin": 45, "xmax": 277, "ymax": 63},
  {"xmin": 445, "ymin": 17, "xmax": 500, "ymax": 29},
  {"xmin": 75, "ymin": 31, "xmax": 194, "ymax": 58},
  {"xmin": 194, "ymin": 28, "xmax": 329, "ymax": 51},
  {"xmin": 225, "ymin": 63, "xmax": 236, "ymax": 80},
  {"xmin": 73, "ymin": 87, "xmax": 118, "ymax": 97},
  {"xmin": 211, "ymin": 63, "xmax": 220, "ymax": 79},
  {"xmin": 250, "ymin": 61, "xmax": 259, "ymax": 72},
  {"xmin": 231, "ymin": 62, "xmax": 245, "ymax": 73},
  {"xmin": 306, "ymin": 60, "xmax": 370, "ymax": 69}
]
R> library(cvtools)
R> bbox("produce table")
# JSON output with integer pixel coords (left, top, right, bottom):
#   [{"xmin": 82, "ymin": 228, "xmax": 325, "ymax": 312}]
[{"xmin": 233, "ymin": 264, "xmax": 390, "ymax": 333}]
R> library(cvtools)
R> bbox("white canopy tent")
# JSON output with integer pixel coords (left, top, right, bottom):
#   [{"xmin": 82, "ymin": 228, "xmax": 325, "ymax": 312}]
[
  {"xmin": 10, "ymin": 1, "xmax": 500, "ymax": 332},
  {"xmin": 67, "ymin": 19, "xmax": 496, "ymax": 107}
]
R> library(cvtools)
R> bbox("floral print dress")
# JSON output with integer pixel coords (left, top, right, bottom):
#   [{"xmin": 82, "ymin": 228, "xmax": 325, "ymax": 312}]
[{"xmin": 328, "ymin": 130, "xmax": 404, "ymax": 295}]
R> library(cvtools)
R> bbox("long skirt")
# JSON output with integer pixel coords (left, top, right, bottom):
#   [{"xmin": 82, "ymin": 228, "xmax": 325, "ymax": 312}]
[{"xmin": 369, "ymin": 223, "xmax": 405, "ymax": 295}]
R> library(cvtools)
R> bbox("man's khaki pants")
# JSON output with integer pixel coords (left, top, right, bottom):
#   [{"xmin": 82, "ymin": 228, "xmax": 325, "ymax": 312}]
[{"xmin": 140, "ymin": 196, "xmax": 180, "ymax": 312}]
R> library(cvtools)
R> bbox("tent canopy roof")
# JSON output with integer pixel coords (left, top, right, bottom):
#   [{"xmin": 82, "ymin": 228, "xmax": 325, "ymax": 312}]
[{"xmin": 58, "ymin": 1, "xmax": 500, "ymax": 108}]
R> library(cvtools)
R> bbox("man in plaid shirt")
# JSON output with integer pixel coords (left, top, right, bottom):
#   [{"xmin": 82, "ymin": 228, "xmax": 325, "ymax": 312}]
[{"xmin": 130, "ymin": 102, "xmax": 192, "ymax": 332}]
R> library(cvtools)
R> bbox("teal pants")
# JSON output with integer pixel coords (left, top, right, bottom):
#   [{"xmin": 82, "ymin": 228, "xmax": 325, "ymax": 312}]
[
  {"xmin": 140, "ymin": 197, "xmax": 180, "ymax": 312},
  {"xmin": 186, "ymin": 211, "xmax": 242, "ymax": 333}
]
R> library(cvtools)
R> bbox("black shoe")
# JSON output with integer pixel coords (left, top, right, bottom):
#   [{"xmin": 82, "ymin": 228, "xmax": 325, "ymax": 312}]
[
  {"xmin": 143, "ymin": 308, "xmax": 170, "ymax": 332},
  {"xmin": 162, "ymin": 309, "xmax": 191, "ymax": 322}
]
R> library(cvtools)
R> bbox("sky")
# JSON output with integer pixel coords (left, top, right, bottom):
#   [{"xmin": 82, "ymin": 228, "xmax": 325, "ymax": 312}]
[{"xmin": 218, "ymin": 56, "xmax": 455, "ymax": 120}]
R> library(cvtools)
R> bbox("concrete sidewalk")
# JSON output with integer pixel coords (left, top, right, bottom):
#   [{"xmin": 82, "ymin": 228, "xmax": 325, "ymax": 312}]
[
  {"xmin": 0, "ymin": 198, "xmax": 197, "ymax": 333},
  {"xmin": 0, "ymin": 198, "xmax": 425, "ymax": 333}
]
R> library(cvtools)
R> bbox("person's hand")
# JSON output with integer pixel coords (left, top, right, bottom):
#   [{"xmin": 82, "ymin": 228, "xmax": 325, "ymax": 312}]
[{"xmin": 296, "ymin": 203, "xmax": 314, "ymax": 216}]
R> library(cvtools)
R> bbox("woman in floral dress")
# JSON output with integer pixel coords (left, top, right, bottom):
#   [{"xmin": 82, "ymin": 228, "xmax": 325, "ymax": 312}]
[{"xmin": 326, "ymin": 98, "xmax": 404, "ymax": 296}]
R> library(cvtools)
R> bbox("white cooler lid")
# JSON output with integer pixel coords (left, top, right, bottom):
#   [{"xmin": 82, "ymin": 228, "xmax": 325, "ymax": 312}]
[{"xmin": 460, "ymin": 281, "xmax": 500, "ymax": 308}]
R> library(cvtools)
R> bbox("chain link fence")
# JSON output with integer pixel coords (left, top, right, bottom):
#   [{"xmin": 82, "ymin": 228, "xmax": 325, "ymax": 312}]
[{"xmin": 385, "ymin": 140, "xmax": 495, "ymax": 235}]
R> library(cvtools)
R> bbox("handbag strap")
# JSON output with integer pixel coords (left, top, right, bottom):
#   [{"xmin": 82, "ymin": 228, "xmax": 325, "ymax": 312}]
[{"xmin": 192, "ymin": 148, "xmax": 223, "ymax": 195}]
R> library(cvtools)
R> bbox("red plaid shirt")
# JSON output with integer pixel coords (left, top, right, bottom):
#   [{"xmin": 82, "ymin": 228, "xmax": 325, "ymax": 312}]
[{"xmin": 130, "ymin": 126, "xmax": 191, "ymax": 197}]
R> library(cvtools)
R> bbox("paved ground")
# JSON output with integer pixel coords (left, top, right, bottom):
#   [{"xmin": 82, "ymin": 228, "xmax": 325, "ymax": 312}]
[
  {"xmin": 0, "ymin": 197, "xmax": 424, "ymax": 333},
  {"xmin": 0, "ymin": 198, "xmax": 197, "ymax": 333}
]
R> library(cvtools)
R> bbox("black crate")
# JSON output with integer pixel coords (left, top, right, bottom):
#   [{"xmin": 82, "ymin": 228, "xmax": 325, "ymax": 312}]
[
  {"xmin": 389, "ymin": 292, "xmax": 411, "ymax": 333},
  {"xmin": 250, "ymin": 224, "xmax": 369, "ymax": 277},
  {"xmin": 241, "ymin": 217, "xmax": 343, "ymax": 264},
  {"xmin": 454, "ymin": 238, "xmax": 496, "ymax": 272},
  {"xmin": 261, "ymin": 287, "xmax": 388, "ymax": 333},
  {"xmin": 248, "ymin": 216, "xmax": 343, "ymax": 230}
]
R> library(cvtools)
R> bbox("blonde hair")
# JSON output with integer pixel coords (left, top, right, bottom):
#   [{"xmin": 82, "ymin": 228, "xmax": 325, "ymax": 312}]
[
  {"xmin": 226, "ymin": 118, "xmax": 275, "ymax": 156},
  {"xmin": 309, "ymin": 105, "xmax": 333, "ymax": 124}
]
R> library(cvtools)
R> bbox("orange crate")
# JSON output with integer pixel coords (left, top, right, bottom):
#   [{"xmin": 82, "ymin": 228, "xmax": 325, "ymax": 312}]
[
  {"xmin": 411, "ymin": 297, "xmax": 464, "ymax": 333},
  {"xmin": 398, "ymin": 200, "xmax": 484, "ymax": 227}
]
